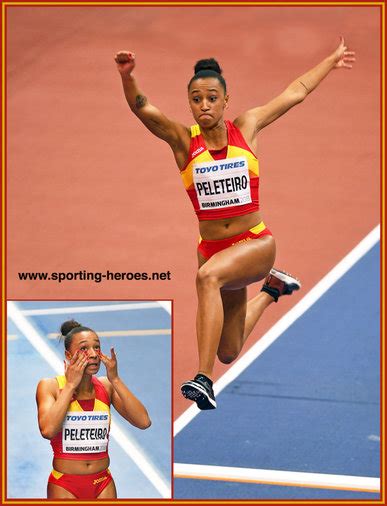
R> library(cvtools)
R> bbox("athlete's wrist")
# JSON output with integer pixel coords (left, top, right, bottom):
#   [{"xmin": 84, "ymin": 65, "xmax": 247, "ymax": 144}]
[
  {"xmin": 326, "ymin": 53, "xmax": 338, "ymax": 68},
  {"xmin": 109, "ymin": 375, "xmax": 121, "ymax": 385},
  {"xmin": 63, "ymin": 381, "xmax": 77, "ymax": 393},
  {"xmin": 121, "ymin": 72, "xmax": 135, "ymax": 83}
]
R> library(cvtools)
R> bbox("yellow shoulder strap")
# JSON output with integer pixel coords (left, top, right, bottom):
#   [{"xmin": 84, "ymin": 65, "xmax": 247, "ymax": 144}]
[
  {"xmin": 56, "ymin": 375, "xmax": 66, "ymax": 389},
  {"xmin": 190, "ymin": 124, "xmax": 200, "ymax": 138}
]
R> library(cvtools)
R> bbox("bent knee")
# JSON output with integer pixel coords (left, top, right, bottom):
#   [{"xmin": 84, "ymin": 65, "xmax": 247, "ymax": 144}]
[
  {"xmin": 196, "ymin": 266, "xmax": 221, "ymax": 290},
  {"xmin": 217, "ymin": 348, "xmax": 239, "ymax": 364}
]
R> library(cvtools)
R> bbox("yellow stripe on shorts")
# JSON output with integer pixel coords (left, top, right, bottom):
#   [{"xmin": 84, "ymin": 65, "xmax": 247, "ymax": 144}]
[
  {"xmin": 249, "ymin": 221, "xmax": 266, "ymax": 235},
  {"xmin": 51, "ymin": 469, "xmax": 64, "ymax": 480}
]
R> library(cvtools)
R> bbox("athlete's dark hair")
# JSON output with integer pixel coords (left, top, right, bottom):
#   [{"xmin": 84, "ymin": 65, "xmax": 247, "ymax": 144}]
[
  {"xmin": 188, "ymin": 58, "xmax": 227, "ymax": 93},
  {"xmin": 60, "ymin": 319, "xmax": 95, "ymax": 350}
]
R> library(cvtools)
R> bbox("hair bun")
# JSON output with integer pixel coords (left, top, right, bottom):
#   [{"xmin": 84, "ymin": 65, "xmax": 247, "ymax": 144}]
[
  {"xmin": 194, "ymin": 58, "xmax": 222, "ymax": 75},
  {"xmin": 61, "ymin": 319, "xmax": 82, "ymax": 336}
]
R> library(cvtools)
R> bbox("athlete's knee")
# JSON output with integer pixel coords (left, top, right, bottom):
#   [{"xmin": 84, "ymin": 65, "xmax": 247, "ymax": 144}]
[
  {"xmin": 217, "ymin": 346, "xmax": 240, "ymax": 364},
  {"xmin": 196, "ymin": 265, "xmax": 221, "ymax": 291}
]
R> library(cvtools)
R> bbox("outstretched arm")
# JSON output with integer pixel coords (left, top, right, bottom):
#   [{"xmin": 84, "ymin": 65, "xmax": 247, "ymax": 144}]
[
  {"xmin": 235, "ymin": 37, "xmax": 356, "ymax": 140},
  {"xmin": 115, "ymin": 51, "xmax": 189, "ymax": 148}
]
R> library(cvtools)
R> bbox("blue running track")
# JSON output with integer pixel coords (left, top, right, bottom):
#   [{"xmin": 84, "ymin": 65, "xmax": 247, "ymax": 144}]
[{"xmin": 174, "ymin": 243, "xmax": 380, "ymax": 500}]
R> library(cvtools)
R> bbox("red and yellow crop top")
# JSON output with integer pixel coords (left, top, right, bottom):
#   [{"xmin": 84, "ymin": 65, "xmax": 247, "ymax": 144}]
[
  {"xmin": 50, "ymin": 375, "xmax": 111, "ymax": 461},
  {"xmin": 180, "ymin": 120, "xmax": 259, "ymax": 220}
]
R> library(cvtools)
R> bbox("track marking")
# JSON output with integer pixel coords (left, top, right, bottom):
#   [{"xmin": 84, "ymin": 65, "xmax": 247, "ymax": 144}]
[
  {"xmin": 158, "ymin": 301, "xmax": 172, "ymax": 315},
  {"xmin": 9, "ymin": 329, "xmax": 171, "ymax": 340},
  {"xmin": 7, "ymin": 302, "xmax": 171, "ymax": 499},
  {"xmin": 174, "ymin": 464, "xmax": 380, "ymax": 493},
  {"xmin": 46, "ymin": 329, "xmax": 171, "ymax": 339},
  {"xmin": 174, "ymin": 225, "xmax": 380, "ymax": 435},
  {"xmin": 19, "ymin": 302, "xmax": 164, "ymax": 315}
]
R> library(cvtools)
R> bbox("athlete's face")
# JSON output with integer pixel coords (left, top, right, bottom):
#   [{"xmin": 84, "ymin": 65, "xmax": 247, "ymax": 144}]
[
  {"xmin": 66, "ymin": 331, "xmax": 101, "ymax": 374},
  {"xmin": 188, "ymin": 77, "xmax": 229, "ymax": 127}
]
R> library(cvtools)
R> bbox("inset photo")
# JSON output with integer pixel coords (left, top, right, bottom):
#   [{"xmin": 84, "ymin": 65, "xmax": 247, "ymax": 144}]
[{"xmin": 6, "ymin": 300, "xmax": 172, "ymax": 500}]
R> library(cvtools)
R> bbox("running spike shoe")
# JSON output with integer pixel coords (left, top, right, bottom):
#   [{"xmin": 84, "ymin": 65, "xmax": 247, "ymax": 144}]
[
  {"xmin": 261, "ymin": 268, "xmax": 301, "ymax": 303},
  {"xmin": 181, "ymin": 374, "xmax": 217, "ymax": 410}
]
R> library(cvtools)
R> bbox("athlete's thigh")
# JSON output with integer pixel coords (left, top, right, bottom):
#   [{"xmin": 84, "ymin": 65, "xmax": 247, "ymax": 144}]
[
  {"xmin": 97, "ymin": 478, "xmax": 117, "ymax": 499},
  {"xmin": 47, "ymin": 482, "xmax": 76, "ymax": 499},
  {"xmin": 200, "ymin": 235, "xmax": 276, "ymax": 288},
  {"xmin": 218, "ymin": 287, "xmax": 247, "ymax": 352}
]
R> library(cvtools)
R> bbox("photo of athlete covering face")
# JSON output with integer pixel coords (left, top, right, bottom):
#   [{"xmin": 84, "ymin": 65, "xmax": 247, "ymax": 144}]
[
  {"xmin": 36, "ymin": 319, "xmax": 151, "ymax": 499},
  {"xmin": 7, "ymin": 300, "xmax": 171, "ymax": 499}
]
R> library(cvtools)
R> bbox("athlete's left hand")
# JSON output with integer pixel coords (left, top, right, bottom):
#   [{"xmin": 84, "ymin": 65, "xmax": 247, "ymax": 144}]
[
  {"xmin": 99, "ymin": 347, "xmax": 118, "ymax": 382},
  {"xmin": 332, "ymin": 36, "xmax": 356, "ymax": 69}
]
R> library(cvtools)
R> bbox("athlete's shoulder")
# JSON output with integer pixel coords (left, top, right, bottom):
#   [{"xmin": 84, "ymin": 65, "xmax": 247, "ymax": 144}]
[
  {"xmin": 38, "ymin": 377, "xmax": 58, "ymax": 387},
  {"xmin": 231, "ymin": 114, "xmax": 254, "ymax": 130},
  {"xmin": 229, "ymin": 115, "xmax": 259, "ymax": 155},
  {"xmin": 95, "ymin": 375, "xmax": 108, "ymax": 384},
  {"xmin": 36, "ymin": 377, "xmax": 58, "ymax": 398},
  {"xmin": 96, "ymin": 376, "xmax": 113, "ymax": 396}
]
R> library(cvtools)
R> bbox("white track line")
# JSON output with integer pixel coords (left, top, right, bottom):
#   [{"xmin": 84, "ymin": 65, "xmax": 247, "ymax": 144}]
[
  {"xmin": 174, "ymin": 225, "xmax": 380, "ymax": 436},
  {"xmin": 7, "ymin": 301, "xmax": 171, "ymax": 499},
  {"xmin": 46, "ymin": 329, "xmax": 171, "ymax": 339},
  {"xmin": 19, "ymin": 302, "xmax": 162, "ymax": 315},
  {"xmin": 174, "ymin": 463, "xmax": 380, "ymax": 493},
  {"xmin": 158, "ymin": 301, "xmax": 172, "ymax": 315}
]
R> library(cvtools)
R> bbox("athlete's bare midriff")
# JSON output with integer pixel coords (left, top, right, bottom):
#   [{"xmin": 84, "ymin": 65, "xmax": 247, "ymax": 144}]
[
  {"xmin": 199, "ymin": 210, "xmax": 263, "ymax": 240},
  {"xmin": 53, "ymin": 456, "xmax": 110, "ymax": 475}
]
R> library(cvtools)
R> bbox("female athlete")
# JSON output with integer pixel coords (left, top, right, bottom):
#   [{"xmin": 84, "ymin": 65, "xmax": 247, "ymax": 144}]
[
  {"xmin": 36, "ymin": 319, "xmax": 151, "ymax": 499},
  {"xmin": 115, "ymin": 37, "xmax": 355, "ymax": 410}
]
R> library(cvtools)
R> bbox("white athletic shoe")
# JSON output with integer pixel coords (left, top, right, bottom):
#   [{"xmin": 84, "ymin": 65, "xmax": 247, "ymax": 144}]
[{"xmin": 261, "ymin": 268, "xmax": 301, "ymax": 302}]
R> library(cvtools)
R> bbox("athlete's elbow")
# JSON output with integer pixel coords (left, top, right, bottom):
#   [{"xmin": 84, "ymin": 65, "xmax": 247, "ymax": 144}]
[
  {"xmin": 130, "ymin": 408, "xmax": 152, "ymax": 430},
  {"xmin": 138, "ymin": 416, "xmax": 152, "ymax": 430},
  {"xmin": 297, "ymin": 80, "xmax": 311, "ymax": 101},
  {"xmin": 291, "ymin": 89, "xmax": 307, "ymax": 105},
  {"xmin": 141, "ymin": 420, "xmax": 152, "ymax": 430},
  {"xmin": 40, "ymin": 426, "xmax": 56, "ymax": 440},
  {"xmin": 39, "ymin": 418, "xmax": 61, "ymax": 439},
  {"xmin": 142, "ymin": 413, "xmax": 152, "ymax": 429},
  {"xmin": 287, "ymin": 83, "xmax": 308, "ymax": 104}
]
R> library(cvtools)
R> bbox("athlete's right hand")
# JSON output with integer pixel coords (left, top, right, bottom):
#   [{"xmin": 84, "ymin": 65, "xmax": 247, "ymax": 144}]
[
  {"xmin": 64, "ymin": 350, "xmax": 88, "ymax": 389},
  {"xmin": 115, "ymin": 51, "xmax": 136, "ymax": 76}
]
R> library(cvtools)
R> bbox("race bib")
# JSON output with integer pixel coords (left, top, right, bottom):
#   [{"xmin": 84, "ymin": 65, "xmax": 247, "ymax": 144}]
[
  {"xmin": 193, "ymin": 156, "xmax": 251, "ymax": 210},
  {"xmin": 62, "ymin": 411, "xmax": 109, "ymax": 453}
]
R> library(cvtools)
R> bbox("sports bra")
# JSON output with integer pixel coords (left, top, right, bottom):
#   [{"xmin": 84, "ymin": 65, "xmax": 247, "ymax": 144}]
[
  {"xmin": 50, "ymin": 375, "xmax": 111, "ymax": 461},
  {"xmin": 180, "ymin": 120, "xmax": 259, "ymax": 220}
]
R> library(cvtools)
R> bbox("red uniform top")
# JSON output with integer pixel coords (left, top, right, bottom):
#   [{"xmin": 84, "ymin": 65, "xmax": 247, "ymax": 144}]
[
  {"xmin": 180, "ymin": 120, "xmax": 260, "ymax": 220},
  {"xmin": 50, "ymin": 375, "xmax": 111, "ymax": 461}
]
